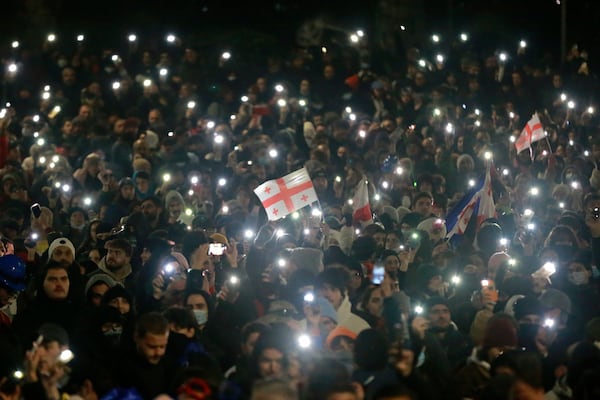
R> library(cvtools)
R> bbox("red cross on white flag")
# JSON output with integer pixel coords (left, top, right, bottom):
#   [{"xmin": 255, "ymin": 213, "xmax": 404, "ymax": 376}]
[
  {"xmin": 515, "ymin": 114, "xmax": 545, "ymax": 154},
  {"xmin": 254, "ymin": 167, "xmax": 319, "ymax": 220}
]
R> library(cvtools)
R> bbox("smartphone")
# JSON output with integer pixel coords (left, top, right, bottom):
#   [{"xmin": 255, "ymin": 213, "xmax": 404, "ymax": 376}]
[
  {"xmin": 31, "ymin": 203, "xmax": 42, "ymax": 218},
  {"xmin": 208, "ymin": 243, "xmax": 226, "ymax": 256},
  {"xmin": 372, "ymin": 264, "xmax": 385, "ymax": 285}
]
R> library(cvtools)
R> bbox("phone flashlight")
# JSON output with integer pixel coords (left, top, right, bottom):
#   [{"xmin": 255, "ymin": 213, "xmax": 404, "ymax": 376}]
[
  {"xmin": 303, "ymin": 292, "xmax": 315, "ymax": 303},
  {"xmin": 298, "ymin": 334, "xmax": 312, "ymax": 349}
]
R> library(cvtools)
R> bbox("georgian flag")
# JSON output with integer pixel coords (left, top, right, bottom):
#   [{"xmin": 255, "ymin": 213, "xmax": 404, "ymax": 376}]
[{"xmin": 254, "ymin": 168, "xmax": 319, "ymax": 220}]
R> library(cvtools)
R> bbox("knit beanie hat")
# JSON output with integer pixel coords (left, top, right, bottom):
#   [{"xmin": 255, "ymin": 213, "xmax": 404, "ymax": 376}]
[
  {"xmin": 290, "ymin": 247, "xmax": 324, "ymax": 276},
  {"xmin": 512, "ymin": 296, "xmax": 544, "ymax": 321},
  {"xmin": 416, "ymin": 263, "xmax": 441, "ymax": 287},
  {"xmin": 539, "ymin": 288, "xmax": 572, "ymax": 314},
  {"xmin": 483, "ymin": 314, "xmax": 519, "ymax": 349}
]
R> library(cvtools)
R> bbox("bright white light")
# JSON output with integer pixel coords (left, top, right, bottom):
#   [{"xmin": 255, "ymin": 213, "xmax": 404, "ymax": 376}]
[
  {"xmin": 61, "ymin": 184, "xmax": 70, "ymax": 193},
  {"xmin": 474, "ymin": 108, "xmax": 481, "ymax": 116},
  {"xmin": 433, "ymin": 108, "xmax": 441, "ymax": 117},
  {"xmin": 190, "ymin": 176, "xmax": 199, "ymax": 185},
  {"xmin": 509, "ymin": 111, "xmax": 515, "ymax": 119},
  {"xmin": 166, "ymin": 34, "xmax": 176, "ymax": 43},
  {"xmin": 7, "ymin": 63, "xmax": 17, "ymax": 73},
  {"xmin": 584, "ymin": 150, "xmax": 590, "ymax": 157},
  {"xmin": 244, "ymin": 229, "xmax": 255, "ymax": 239},
  {"xmin": 460, "ymin": 33, "xmax": 468, "ymax": 42},
  {"xmin": 349, "ymin": 113, "xmax": 356, "ymax": 121},
  {"xmin": 36, "ymin": 138, "xmax": 45, "ymax": 146},
  {"xmin": 560, "ymin": 93, "xmax": 567, "ymax": 102},
  {"xmin": 185, "ymin": 208, "xmax": 193, "ymax": 216},
  {"xmin": 159, "ymin": 68, "xmax": 168, "ymax": 76},
  {"xmin": 381, "ymin": 181, "xmax": 389, "ymax": 189},
  {"xmin": 356, "ymin": 29, "xmax": 364, "ymax": 38},
  {"xmin": 291, "ymin": 211, "xmax": 300, "ymax": 219},
  {"xmin": 347, "ymin": 198, "xmax": 354, "ymax": 205},
  {"xmin": 12, "ymin": 370, "xmax": 23, "ymax": 380},
  {"xmin": 588, "ymin": 106, "xmax": 594, "ymax": 114},
  {"xmin": 436, "ymin": 54, "xmax": 444, "ymax": 63},
  {"xmin": 229, "ymin": 276, "xmax": 239, "ymax": 285},
  {"xmin": 77, "ymin": 34, "xmax": 85, "ymax": 42},
  {"xmin": 311, "ymin": 208, "xmax": 322, "ymax": 217},
  {"xmin": 143, "ymin": 79, "xmax": 152, "ymax": 87},
  {"xmin": 345, "ymin": 106, "xmax": 352, "ymax": 114},
  {"xmin": 298, "ymin": 334, "xmax": 312, "ymax": 349},
  {"xmin": 128, "ymin": 34, "xmax": 137, "ymax": 42},
  {"xmin": 168, "ymin": 131, "xmax": 174, "ymax": 137},
  {"xmin": 509, "ymin": 135, "xmax": 516, "ymax": 143},
  {"xmin": 358, "ymin": 130, "xmax": 366, "ymax": 138},
  {"xmin": 527, "ymin": 223, "xmax": 535, "ymax": 230},
  {"xmin": 39, "ymin": 156, "xmax": 46, "ymax": 164},
  {"xmin": 269, "ymin": 149, "xmax": 278, "ymax": 158},
  {"xmin": 303, "ymin": 228, "xmax": 310, "ymax": 235},
  {"xmin": 350, "ymin": 34, "xmax": 359, "ymax": 43},
  {"xmin": 188, "ymin": 190, "xmax": 194, "ymax": 196},
  {"xmin": 499, "ymin": 52, "xmax": 507, "ymax": 62},
  {"xmin": 414, "ymin": 305, "xmax": 424, "ymax": 314},
  {"xmin": 221, "ymin": 51, "xmax": 231, "ymax": 60},
  {"xmin": 47, "ymin": 34, "xmax": 56, "ymax": 42},
  {"xmin": 530, "ymin": 187, "xmax": 539, "ymax": 196},
  {"xmin": 474, "ymin": 120, "xmax": 481, "ymax": 127},
  {"xmin": 42, "ymin": 92, "xmax": 51, "ymax": 100},
  {"xmin": 431, "ymin": 34, "xmax": 440, "ymax": 43},
  {"xmin": 275, "ymin": 229, "xmax": 285, "ymax": 238},
  {"xmin": 499, "ymin": 238, "xmax": 508, "ymax": 246},
  {"xmin": 418, "ymin": 59, "xmax": 427, "ymax": 68},
  {"xmin": 44, "ymin": 85, "xmax": 50, "ymax": 92},
  {"xmin": 277, "ymin": 98, "xmax": 286, "ymax": 107},
  {"xmin": 32, "ymin": 115, "xmax": 40, "ymax": 123},
  {"xmin": 544, "ymin": 318, "xmax": 555, "ymax": 328},
  {"xmin": 304, "ymin": 292, "xmax": 315, "ymax": 302},
  {"xmin": 218, "ymin": 178, "xmax": 227, "ymax": 186},
  {"xmin": 275, "ymin": 84, "xmax": 284, "ymax": 93},
  {"xmin": 481, "ymin": 279, "xmax": 489, "ymax": 287},
  {"xmin": 355, "ymin": 228, "xmax": 361, "ymax": 235},
  {"xmin": 214, "ymin": 134, "xmax": 224, "ymax": 144},
  {"xmin": 543, "ymin": 262, "xmax": 556, "ymax": 275},
  {"xmin": 502, "ymin": 168, "xmax": 510, "ymax": 176},
  {"xmin": 559, "ymin": 202, "xmax": 565, "ymax": 209},
  {"xmin": 445, "ymin": 123, "xmax": 454, "ymax": 133},
  {"xmin": 230, "ymin": 114, "xmax": 236, "ymax": 120},
  {"xmin": 222, "ymin": 205, "xmax": 229, "ymax": 214},
  {"xmin": 33, "ymin": 131, "xmax": 39, "ymax": 138},
  {"xmin": 395, "ymin": 166, "xmax": 403, "ymax": 175},
  {"xmin": 52, "ymin": 155, "xmax": 59, "ymax": 162},
  {"xmin": 484, "ymin": 151, "xmax": 493, "ymax": 160},
  {"xmin": 163, "ymin": 173, "xmax": 171, "ymax": 182},
  {"xmin": 240, "ymin": 95, "xmax": 249, "ymax": 102},
  {"xmin": 84, "ymin": 197, "xmax": 92, "ymax": 206},
  {"xmin": 374, "ymin": 193, "xmax": 381, "ymax": 201},
  {"xmin": 571, "ymin": 181, "xmax": 580, "ymax": 190},
  {"xmin": 321, "ymin": 46, "xmax": 327, "ymax": 53},
  {"xmin": 567, "ymin": 100, "xmax": 575, "ymax": 109},
  {"xmin": 523, "ymin": 208, "xmax": 534, "ymax": 217},
  {"xmin": 187, "ymin": 101, "xmax": 196, "ymax": 109},
  {"xmin": 519, "ymin": 40, "xmax": 527, "ymax": 48},
  {"xmin": 112, "ymin": 81, "xmax": 120, "ymax": 90},
  {"xmin": 468, "ymin": 179, "xmax": 476, "ymax": 187},
  {"xmin": 451, "ymin": 275, "xmax": 461, "ymax": 285},
  {"xmin": 298, "ymin": 99, "xmax": 307, "ymax": 107},
  {"xmin": 11, "ymin": 41, "xmax": 19, "ymax": 49},
  {"xmin": 206, "ymin": 121, "xmax": 215, "ymax": 129}
]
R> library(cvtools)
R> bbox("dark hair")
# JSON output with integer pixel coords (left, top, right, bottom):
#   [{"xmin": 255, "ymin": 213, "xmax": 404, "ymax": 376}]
[
  {"xmin": 412, "ymin": 191, "xmax": 433, "ymax": 208},
  {"xmin": 135, "ymin": 312, "xmax": 168, "ymax": 338},
  {"xmin": 315, "ymin": 267, "xmax": 349, "ymax": 294},
  {"xmin": 241, "ymin": 321, "xmax": 270, "ymax": 345},
  {"xmin": 104, "ymin": 238, "xmax": 132, "ymax": 257},
  {"xmin": 373, "ymin": 384, "xmax": 418, "ymax": 400},
  {"xmin": 163, "ymin": 306, "xmax": 197, "ymax": 330}
]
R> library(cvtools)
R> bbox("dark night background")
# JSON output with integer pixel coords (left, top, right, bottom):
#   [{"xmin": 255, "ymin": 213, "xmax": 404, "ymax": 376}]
[{"xmin": 2, "ymin": 0, "xmax": 600, "ymax": 69}]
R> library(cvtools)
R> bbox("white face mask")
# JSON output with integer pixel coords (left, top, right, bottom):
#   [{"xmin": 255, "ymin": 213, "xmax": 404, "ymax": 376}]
[
  {"xmin": 569, "ymin": 271, "xmax": 588, "ymax": 286},
  {"xmin": 193, "ymin": 309, "xmax": 208, "ymax": 325}
]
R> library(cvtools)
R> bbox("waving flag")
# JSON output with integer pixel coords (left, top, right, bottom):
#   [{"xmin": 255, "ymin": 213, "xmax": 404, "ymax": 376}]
[
  {"xmin": 352, "ymin": 178, "xmax": 372, "ymax": 223},
  {"xmin": 515, "ymin": 114, "xmax": 545, "ymax": 153},
  {"xmin": 254, "ymin": 168, "xmax": 319, "ymax": 220},
  {"xmin": 446, "ymin": 166, "xmax": 496, "ymax": 240}
]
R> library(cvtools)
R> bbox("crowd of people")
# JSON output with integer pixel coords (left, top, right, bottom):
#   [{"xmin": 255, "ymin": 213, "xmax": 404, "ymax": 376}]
[{"xmin": 0, "ymin": 25, "xmax": 600, "ymax": 400}]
